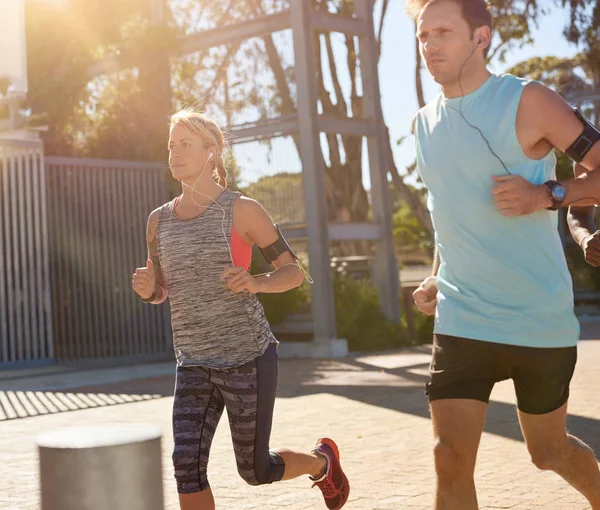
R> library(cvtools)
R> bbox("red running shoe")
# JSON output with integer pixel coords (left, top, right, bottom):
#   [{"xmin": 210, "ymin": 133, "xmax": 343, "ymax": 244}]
[{"xmin": 311, "ymin": 438, "xmax": 350, "ymax": 509}]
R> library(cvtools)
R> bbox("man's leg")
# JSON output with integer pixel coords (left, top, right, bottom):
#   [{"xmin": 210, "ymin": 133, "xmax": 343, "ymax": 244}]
[
  {"xmin": 430, "ymin": 398, "xmax": 487, "ymax": 510},
  {"xmin": 426, "ymin": 335, "xmax": 504, "ymax": 510},
  {"xmin": 519, "ymin": 402, "xmax": 600, "ymax": 508},
  {"xmin": 514, "ymin": 344, "xmax": 600, "ymax": 508}
]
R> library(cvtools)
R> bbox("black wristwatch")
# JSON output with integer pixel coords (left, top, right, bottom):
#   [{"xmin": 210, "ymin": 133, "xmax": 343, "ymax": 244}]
[{"xmin": 543, "ymin": 180, "xmax": 567, "ymax": 211}]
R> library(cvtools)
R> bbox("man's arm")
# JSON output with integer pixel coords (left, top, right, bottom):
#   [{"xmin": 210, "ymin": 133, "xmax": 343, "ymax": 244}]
[
  {"xmin": 492, "ymin": 85, "xmax": 600, "ymax": 215},
  {"xmin": 568, "ymin": 206, "xmax": 597, "ymax": 245},
  {"xmin": 432, "ymin": 243, "xmax": 440, "ymax": 277},
  {"xmin": 413, "ymin": 243, "xmax": 438, "ymax": 316},
  {"xmin": 567, "ymin": 163, "xmax": 600, "ymax": 266},
  {"xmin": 567, "ymin": 163, "xmax": 598, "ymax": 245},
  {"xmin": 527, "ymin": 84, "xmax": 600, "ymax": 206},
  {"xmin": 146, "ymin": 209, "xmax": 168, "ymax": 304}
]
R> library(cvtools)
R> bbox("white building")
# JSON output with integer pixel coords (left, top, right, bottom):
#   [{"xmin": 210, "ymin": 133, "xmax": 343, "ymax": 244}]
[{"xmin": 0, "ymin": 0, "xmax": 34, "ymax": 139}]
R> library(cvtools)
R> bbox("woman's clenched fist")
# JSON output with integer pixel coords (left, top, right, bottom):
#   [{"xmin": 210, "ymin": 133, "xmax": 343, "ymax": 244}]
[{"xmin": 132, "ymin": 259, "xmax": 156, "ymax": 300}]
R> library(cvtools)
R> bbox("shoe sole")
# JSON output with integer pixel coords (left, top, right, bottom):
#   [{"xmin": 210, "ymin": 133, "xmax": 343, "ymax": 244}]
[{"xmin": 316, "ymin": 437, "xmax": 350, "ymax": 510}]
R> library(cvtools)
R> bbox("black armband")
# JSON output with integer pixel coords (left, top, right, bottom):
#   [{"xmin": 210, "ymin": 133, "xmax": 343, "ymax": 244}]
[
  {"xmin": 259, "ymin": 224, "xmax": 298, "ymax": 264},
  {"xmin": 565, "ymin": 108, "xmax": 600, "ymax": 163}
]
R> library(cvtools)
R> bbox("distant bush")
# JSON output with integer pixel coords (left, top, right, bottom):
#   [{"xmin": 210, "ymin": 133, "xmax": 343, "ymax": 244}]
[{"xmin": 253, "ymin": 250, "xmax": 433, "ymax": 351}]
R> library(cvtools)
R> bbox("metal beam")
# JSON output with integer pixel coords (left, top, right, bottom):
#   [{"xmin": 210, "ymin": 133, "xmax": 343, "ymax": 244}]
[
  {"xmin": 328, "ymin": 222, "xmax": 382, "ymax": 241},
  {"xmin": 309, "ymin": 10, "xmax": 369, "ymax": 36},
  {"xmin": 228, "ymin": 115, "xmax": 299, "ymax": 143},
  {"xmin": 45, "ymin": 156, "xmax": 166, "ymax": 171},
  {"xmin": 318, "ymin": 116, "xmax": 377, "ymax": 136},
  {"xmin": 291, "ymin": 0, "xmax": 339, "ymax": 349},
  {"xmin": 281, "ymin": 223, "xmax": 383, "ymax": 241},
  {"xmin": 281, "ymin": 225, "xmax": 307, "ymax": 239},
  {"xmin": 88, "ymin": 10, "xmax": 292, "ymax": 78},
  {"xmin": 181, "ymin": 10, "xmax": 292, "ymax": 54},
  {"xmin": 565, "ymin": 92, "xmax": 600, "ymax": 104},
  {"xmin": 228, "ymin": 114, "xmax": 378, "ymax": 141}
]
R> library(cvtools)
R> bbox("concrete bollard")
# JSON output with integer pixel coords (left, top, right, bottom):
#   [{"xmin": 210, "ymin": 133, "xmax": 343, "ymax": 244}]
[{"xmin": 37, "ymin": 424, "xmax": 164, "ymax": 510}]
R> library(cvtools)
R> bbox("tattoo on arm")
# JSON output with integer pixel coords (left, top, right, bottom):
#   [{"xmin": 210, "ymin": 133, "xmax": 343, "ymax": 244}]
[{"xmin": 147, "ymin": 212, "xmax": 167, "ymax": 301}]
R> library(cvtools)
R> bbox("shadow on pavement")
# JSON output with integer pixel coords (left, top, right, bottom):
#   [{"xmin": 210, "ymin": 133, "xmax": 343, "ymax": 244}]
[{"xmin": 2, "ymin": 335, "xmax": 599, "ymax": 458}]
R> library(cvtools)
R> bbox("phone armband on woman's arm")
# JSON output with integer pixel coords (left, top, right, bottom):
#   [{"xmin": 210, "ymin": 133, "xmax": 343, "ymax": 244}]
[{"xmin": 259, "ymin": 224, "xmax": 298, "ymax": 264}]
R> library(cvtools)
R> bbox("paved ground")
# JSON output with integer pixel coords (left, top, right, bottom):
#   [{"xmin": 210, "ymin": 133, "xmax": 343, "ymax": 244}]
[{"xmin": 2, "ymin": 320, "xmax": 600, "ymax": 510}]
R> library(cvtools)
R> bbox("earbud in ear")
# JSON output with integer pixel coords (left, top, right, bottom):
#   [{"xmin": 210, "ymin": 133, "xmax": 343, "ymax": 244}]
[{"xmin": 208, "ymin": 152, "xmax": 214, "ymax": 159}]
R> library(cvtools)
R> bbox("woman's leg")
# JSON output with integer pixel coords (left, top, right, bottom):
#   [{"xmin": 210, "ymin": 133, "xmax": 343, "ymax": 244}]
[
  {"xmin": 217, "ymin": 344, "xmax": 350, "ymax": 507},
  {"xmin": 172, "ymin": 365, "xmax": 224, "ymax": 510}
]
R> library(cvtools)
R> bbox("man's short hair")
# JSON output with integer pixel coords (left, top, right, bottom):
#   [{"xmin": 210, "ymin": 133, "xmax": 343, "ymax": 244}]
[{"xmin": 406, "ymin": 0, "xmax": 493, "ymax": 58}]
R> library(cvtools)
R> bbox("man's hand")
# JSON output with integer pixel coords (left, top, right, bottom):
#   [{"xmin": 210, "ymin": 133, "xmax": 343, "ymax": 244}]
[
  {"xmin": 412, "ymin": 276, "xmax": 438, "ymax": 316},
  {"xmin": 132, "ymin": 259, "xmax": 156, "ymax": 300},
  {"xmin": 582, "ymin": 230, "xmax": 600, "ymax": 267},
  {"xmin": 491, "ymin": 175, "xmax": 551, "ymax": 216},
  {"xmin": 221, "ymin": 266, "xmax": 260, "ymax": 294}
]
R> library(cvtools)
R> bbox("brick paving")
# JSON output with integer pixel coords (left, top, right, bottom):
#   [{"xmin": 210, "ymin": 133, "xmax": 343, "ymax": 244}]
[{"xmin": 2, "ymin": 326, "xmax": 600, "ymax": 509}]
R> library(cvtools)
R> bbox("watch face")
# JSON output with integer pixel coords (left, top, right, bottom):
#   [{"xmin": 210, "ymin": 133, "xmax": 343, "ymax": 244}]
[{"xmin": 553, "ymin": 185, "xmax": 567, "ymax": 201}]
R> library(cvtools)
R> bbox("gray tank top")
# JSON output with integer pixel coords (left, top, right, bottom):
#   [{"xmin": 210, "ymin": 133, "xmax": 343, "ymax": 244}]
[{"xmin": 156, "ymin": 188, "xmax": 276, "ymax": 369}]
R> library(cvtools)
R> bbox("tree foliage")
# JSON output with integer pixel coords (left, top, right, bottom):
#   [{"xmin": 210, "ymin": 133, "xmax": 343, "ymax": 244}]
[
  {"xmin": 25, "ymin": 0, "xmax": 154, "ymax": 155},
  {"xmin": 24, "ymin": 0, "xmax": 432, "ymax": 253}
]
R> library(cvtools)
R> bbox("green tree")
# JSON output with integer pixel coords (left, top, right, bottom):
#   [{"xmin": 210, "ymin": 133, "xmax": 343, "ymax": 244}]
[
  {"xmin": 25, "ymin": 0, "xmax": 161, "ymax": 156},
  {"xmin": 25, "ymin": 0, "xmax": 430, "ymax": 247},
  {"xmin": 243, "ymin": 173, "xmax": 305, "ymax": 225}
]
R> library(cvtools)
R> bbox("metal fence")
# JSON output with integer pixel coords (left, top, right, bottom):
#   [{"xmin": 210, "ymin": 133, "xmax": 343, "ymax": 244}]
[
  {"xmin": 0, "ymin": 142, "xmax": 174, "ymax": 367},
  {"xmin": 44, "ymin": 156, "xmax": 173, "ymax": 364},
  {"xmin": 0, "ymin": 139, "xmax": 53, "ymax": 365}
]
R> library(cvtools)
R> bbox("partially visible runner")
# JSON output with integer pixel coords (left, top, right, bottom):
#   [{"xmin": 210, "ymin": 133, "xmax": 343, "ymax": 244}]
[
  {"xmin": 568, "ymin": 164, "xmax": 600, "ymax": 267},
  {"xmin": 132, "ymin": 109, "xmax": 350, "ymax": 510},
  {"xmin": 406, "ymin": 0, "xmax": 600, "ymax": 509}
]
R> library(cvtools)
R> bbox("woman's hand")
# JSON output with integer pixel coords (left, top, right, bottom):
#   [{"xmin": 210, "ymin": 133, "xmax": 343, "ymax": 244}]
[
  {"xmin": 132, "ymin": 259, "xmax": 156, "ymax": 300},
  {"xmin": 221, "ymin": 266, "xmax": 260, "ymax": 294}
]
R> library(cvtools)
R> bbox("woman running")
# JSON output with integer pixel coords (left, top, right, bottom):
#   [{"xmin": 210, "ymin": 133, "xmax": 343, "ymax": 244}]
[{"xmin": 131, "ymin": 108, "xmax": 350, "ymax": 510}]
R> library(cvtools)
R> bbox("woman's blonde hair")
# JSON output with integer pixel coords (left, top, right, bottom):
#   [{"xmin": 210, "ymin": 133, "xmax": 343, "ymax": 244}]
[{"xmin": 169, "ymin": 109, "xmax": 229, "ymax": 187}]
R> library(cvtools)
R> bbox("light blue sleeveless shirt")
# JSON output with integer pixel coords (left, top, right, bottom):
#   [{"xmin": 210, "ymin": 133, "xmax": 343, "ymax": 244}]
[{"xmin": 414, "ymin": 73, "xmax": 579, "ymax": 348}]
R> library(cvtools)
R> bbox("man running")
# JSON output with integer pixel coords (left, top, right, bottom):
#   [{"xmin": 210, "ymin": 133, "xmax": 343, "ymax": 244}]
[
  {"xmin": 407, "ymin": 0, "xmax": 600, "ymax": 508},
  {"xmin": 568, "ymin": 164, "xmax": 600, "ymax": 267}
]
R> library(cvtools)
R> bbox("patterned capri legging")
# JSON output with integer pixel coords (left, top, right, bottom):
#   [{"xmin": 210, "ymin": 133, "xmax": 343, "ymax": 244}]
[{"xmin": 172, "ymin": 343, "xmax": 285, "ymax": 493}]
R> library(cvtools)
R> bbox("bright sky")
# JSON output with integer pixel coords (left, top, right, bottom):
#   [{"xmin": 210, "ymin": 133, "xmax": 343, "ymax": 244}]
[{"xmin": 232, "ymin": 0, "xmax": 583, "ymax": 188}]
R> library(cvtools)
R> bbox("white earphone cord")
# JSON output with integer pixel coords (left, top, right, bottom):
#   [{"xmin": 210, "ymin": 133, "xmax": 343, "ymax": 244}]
[{"xmin": 180, "ymin": 153, "xmax": 313, "ymax": 285}]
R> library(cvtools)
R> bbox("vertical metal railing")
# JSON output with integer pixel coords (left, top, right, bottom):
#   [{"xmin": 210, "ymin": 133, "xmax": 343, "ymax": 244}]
[
  {"xmin": 0, "ymin": 138, "xmax": 52, "ymax": 365},
  {"xmin": 44, "ymin": 157, "xmax": 173, "ymax": 363}
]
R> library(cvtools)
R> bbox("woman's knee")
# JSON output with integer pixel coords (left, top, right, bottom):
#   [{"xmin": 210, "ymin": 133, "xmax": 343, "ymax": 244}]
[
  {"xmin": 238, "ymin": 451, "xmax": 285, "ymax": 486},
  {"xmin": 173, "ymin": 447, "xmax": 209, "ymax": 492}
]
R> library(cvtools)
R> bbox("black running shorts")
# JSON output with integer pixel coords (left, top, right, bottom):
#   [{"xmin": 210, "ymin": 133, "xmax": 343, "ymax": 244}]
[{"xmin": 426, "ymin": 334, "xmax": 577, "ymax": 415}]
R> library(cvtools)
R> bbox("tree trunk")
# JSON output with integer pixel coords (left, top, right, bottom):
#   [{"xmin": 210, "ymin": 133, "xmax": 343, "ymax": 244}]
[
  {"xmin": 385, "ymin": 127, "xmax": 433, "ymax": 233},
  {"xmin": 414, "ymin": 21, "xmax": 426, "ymax": 109}
]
